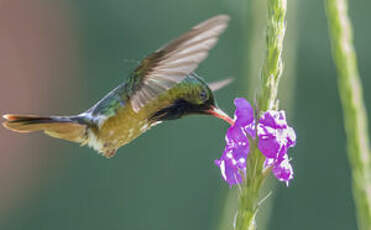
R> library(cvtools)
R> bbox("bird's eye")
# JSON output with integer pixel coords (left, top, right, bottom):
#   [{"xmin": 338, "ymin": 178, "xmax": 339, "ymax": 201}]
[{"xmin": 200, "ymin": 90, "xmax": 208, "ymax": 102}]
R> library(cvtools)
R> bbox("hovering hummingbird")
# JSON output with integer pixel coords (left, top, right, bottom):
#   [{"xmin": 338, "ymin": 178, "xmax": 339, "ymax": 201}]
[{"xmin": 2, "ymin": 15, "xmax": 234, "ymax": 158}]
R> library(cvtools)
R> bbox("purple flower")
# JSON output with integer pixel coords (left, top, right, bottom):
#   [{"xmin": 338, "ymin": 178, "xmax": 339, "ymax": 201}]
[
  {"xmin": 215, "ymin": 98, "xmax": 296, "ymax": 186},
  {"xmin": 258, "ymin": 111, "xmax": 296, "ymax": 159},
  {"xmin": 258, "ymin": 110, "xmax": 296, "ymax": 185},
  {"xmin": 264, "ymin": 154, "xmax": 294, "ymax": 186},
  {"xmin": 215, "ymin": 98, "xmax": 254, "ymax": 186}
]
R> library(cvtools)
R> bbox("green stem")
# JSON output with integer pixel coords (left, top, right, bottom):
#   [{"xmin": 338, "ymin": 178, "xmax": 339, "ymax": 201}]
[
  {"xmin": 259, "ymin": 0, "xmax": 287, "ymax": 112},
  {"xmin": 236, "ymin": 1, "xmax": 287, "ymax": 229},
  {"xmin": 325, "ymin": 1, "xmax": 371, "ymax": 230}
]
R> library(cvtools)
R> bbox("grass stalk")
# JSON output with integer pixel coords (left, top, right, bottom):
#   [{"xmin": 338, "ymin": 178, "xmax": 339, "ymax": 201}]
[{"xmin": 325, "ymin": 1, "xmax": 371, "ymax": 229}]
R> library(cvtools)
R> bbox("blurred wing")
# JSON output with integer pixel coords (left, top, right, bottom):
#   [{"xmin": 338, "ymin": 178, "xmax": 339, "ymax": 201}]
[
  {"xmin": 208, "ymin": 78, "xmax": 234, "ymax": 92},
  {"xmin": 130, "ymin": 15, "xmax": 230, "ymax": 112}
]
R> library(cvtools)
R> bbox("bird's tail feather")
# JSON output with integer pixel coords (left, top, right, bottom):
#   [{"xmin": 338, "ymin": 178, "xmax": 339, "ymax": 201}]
[{"xmin": 2, "ymin": 114, "xmax": 87, "ymax": 143}]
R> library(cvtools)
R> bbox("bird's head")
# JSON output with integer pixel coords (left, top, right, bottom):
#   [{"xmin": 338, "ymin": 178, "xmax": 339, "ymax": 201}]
[{"xmin": 150, "ymin": 75, "xmax": 234, "ymax": 125}]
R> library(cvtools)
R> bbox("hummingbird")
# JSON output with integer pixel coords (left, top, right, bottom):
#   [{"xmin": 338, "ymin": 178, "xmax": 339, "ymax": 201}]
[{"xmin": 2, "ymin": 15, "xmax": 234, "ymax": 158}]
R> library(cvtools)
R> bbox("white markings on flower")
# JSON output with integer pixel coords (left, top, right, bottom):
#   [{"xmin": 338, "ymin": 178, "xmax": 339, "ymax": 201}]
[
  {"xmin": 242, "ymin": 121, "xmax": 256, "ymax": 139},
  {"xmin": 257, "ymin": 111, "xmax": 296, "ymax": 153},
  {"xmin": 287, "ymin": 127, "xmax": 297, "ymax": 145},
  {"xmin": 280, "ymin": 158, "xmax": 292, "ymax": 170},
  {"xmin": 274, "ymin": 155, "xmax": 294, "ymax": 186},
  {"xmin": 258, "ymin": 125, "xmax": 275, "ymax": 136},
  {"xmin": 276, "ymin": 129, "xmax": 288, "ymax": 146},
  {"xmin": 271, "ymin": 110, "xmax": 287, "ymax": 127},
  {"xmin": 226, "ymin": 151, "xmax": 233, "ymax": 159},
  {"xmin": 239, "ymin": 158, "xmax": 245, "ymax": 164},
  {"xmin": 219, "ymin": 160, "xmax": 227, "ymax": 181},
  {"xmin": 238, "ymin": 141, "xmax": 247, "ymax": 146},
  {"xmin": 225, "ymin": 135, "xmax": 230, "ymax": 143},
  {"xmin": 264, "ymin": 158, "xmax": 275, "ymax": 169}
]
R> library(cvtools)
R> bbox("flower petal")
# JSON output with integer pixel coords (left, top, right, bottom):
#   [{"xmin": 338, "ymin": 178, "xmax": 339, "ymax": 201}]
[
  {"xmin": 286, "ymin": 126, "xmax": 296, "ymax": 147},
  {"xmin": 226, "ymin": 125, "xmax": 249, "ymax": 147},
  {"xmin": 258, "ymin": 134, "xmax": 280, "ymax": 158},
  {"xmin": 215, "ymin": 154, "xmax": 244, "ymax": 186},
  {"xmin": 272, "ymin": 155, "xmax": 294, "ymax": 186},
  {"xmin": 234, "ymin": 98, "xmax": 254, "ymax": 127},
  {"xmin": 257, "ymin": 110, "xmax": 296, "ymax": 160},
  {"xmin": 259, "ymin": 110, "xmax": 287, "ymax": 129}
]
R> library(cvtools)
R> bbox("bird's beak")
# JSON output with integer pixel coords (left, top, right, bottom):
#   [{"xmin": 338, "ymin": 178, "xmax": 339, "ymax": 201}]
[{"xmin": 207, "ymin": 106, "xmax": 234, "ymax": 125}]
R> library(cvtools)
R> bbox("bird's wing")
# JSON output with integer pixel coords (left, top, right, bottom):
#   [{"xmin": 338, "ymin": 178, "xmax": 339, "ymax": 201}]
[{"xmin": 129, "ymin": 15, "xmax": 230, "ymax": 113}]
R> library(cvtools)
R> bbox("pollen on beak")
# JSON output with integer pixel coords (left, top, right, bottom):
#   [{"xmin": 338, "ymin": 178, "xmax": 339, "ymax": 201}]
[{"xmin": 207, "ymin": 106, "xmax": 234, "ymax": 125}]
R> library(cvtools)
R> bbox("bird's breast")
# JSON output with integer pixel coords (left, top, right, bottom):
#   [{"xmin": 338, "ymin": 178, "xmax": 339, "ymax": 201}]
[
  {"xmin": 87, "ymin": 91, "xmax": 173, "ymax": 156},
  {"xmin": 94, "ymin": 104, "xmax": 152, "ymax": 152}
]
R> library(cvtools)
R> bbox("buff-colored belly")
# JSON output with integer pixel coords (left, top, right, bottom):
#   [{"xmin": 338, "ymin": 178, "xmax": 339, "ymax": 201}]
[
  {"xmin": 99, "ymin": 106, "xmax": 150, "ymax": 154},
  {"xmin": 88, "ymin": 95, "xmax": 170, "ymax": 158}
]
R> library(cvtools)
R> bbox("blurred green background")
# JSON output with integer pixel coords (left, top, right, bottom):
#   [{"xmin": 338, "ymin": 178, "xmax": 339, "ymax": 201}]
[{"xmin": 0, "ymin": 0, "xmax": 370, "ymax": 229}]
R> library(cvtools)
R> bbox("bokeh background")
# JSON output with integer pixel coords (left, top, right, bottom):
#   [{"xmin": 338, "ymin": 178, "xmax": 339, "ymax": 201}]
[{"xmin": 0, "ymin": 0, "xmax": 370, "ymax": 229}]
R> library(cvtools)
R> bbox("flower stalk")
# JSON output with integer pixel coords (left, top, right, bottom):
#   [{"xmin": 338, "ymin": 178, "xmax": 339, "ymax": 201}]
[
  {"xmin": 325, "ymin": 0, "xmax": 371, "ymax": 229},
  {"xmin": 259, "ymin": 0, "xmax": 287, "ymax": 111},
  {"xmin": 235, "ymin": 0, "xmax": 288, "ymax": 229}
]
